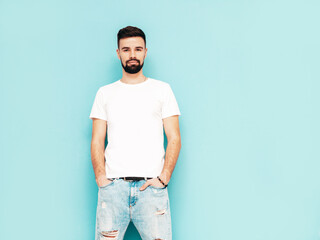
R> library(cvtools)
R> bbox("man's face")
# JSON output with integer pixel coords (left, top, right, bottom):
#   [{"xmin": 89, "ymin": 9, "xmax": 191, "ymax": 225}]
[{"xmin": 116, "ymin": 37, "xmax": 147, "ymax": 74}]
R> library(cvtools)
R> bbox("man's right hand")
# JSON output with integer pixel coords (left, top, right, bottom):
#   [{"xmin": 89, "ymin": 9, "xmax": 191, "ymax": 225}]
[{"xmin": 96, "ymin": 175, "xmax": 112, "ymax": 188}]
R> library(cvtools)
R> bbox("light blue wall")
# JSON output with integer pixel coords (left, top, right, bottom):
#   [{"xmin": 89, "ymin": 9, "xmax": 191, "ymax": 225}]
[{"xmin": 1, "ymin": 0, "xmax": 319, "ymax": 239}]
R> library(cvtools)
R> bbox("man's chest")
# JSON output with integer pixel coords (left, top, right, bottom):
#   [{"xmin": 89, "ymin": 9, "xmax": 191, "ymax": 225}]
[{"xmin": 105, "ymin": 90, "xmax": 163, "ymax": 123}]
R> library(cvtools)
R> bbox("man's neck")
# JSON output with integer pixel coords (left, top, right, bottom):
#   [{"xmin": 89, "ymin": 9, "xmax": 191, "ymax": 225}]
[{"xmin": 120, "ymin": 71, "xmax": 147, "ymax": 84}]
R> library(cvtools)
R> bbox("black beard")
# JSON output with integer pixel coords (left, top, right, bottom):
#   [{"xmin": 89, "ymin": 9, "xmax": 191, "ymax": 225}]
[{"xmin": 121, "ymin": 60, "xmax": 144, "ymax": 74}]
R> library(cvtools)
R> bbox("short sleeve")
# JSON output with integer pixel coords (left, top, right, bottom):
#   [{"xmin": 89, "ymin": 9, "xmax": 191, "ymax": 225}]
[
  {"xmin": 161, "ymin": 84, "xmax": 181, "ymax": 119},
  {"xmin": 89, "ymin": 88, "xmax": 108, "ymax": 121}
]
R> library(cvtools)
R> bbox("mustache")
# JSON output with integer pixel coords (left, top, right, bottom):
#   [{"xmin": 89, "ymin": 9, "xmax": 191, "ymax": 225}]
[{"xmin": 127, "ymin": 59, "xmax": 140, "ymax": 64}]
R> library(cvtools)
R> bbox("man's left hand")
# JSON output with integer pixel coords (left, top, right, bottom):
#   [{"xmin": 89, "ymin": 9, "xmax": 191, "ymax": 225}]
[{"xmin": 139, "ymin": 177, "xmax": 166, "ymax": 191}]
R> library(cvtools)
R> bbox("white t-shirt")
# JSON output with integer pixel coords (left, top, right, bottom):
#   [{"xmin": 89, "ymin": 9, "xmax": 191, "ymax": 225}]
[{"xmin": 89, "ymin": 78, "xmax": 181, "ymax": 178}]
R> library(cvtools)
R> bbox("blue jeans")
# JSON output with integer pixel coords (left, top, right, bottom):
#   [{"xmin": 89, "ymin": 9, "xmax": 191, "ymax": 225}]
[{"xmin": 95, "ymin": 178, "xmax": 172, "ymax": 240}]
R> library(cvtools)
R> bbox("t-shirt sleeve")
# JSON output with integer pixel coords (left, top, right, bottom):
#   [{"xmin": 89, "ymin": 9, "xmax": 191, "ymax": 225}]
[
  {"xmin": 89, "ymin": 88, "xmax": 108, "ymax": 121},
  {"xmin": 161, "ymin": 84, "xmax": 181, "ymax": 119}
]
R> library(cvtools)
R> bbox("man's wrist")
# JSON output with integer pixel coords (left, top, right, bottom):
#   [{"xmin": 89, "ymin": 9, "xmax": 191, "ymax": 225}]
[
  {"xmin": 96, "ymin": 175, "xmax": 107, "ymax": 183},
  {"xmin": 157, "ymin": 176, "xmax": 168, "ymax": 188},
  {"xmin": 159, "ymin": 170, "xmax": 171, "ymax": 185}
]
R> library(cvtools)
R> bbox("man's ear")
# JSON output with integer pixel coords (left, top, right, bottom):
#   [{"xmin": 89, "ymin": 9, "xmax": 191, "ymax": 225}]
[
  {"xmin": 144, "ymin": 48, "xmax": 148, "ymax": 59},
  {"xmin": 116, "ymin": 48, "xmax": 120, "ymax": 60}
]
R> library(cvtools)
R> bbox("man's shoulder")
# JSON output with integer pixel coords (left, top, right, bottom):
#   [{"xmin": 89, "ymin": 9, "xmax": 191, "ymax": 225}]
[
  {"xmin": 98, "ymin": 80, "xmax": 120, "ymax": 92},
  {"xmin": 149, "ymin": 78, "xmax": 170, "ymax": 88}
]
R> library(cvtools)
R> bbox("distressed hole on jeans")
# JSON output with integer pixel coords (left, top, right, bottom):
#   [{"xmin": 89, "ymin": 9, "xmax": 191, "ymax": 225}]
[
  {"xmin": 100, "ymin": 230, "xmax": 119, "ymax": 239},
  {"xmin": 155, "ymin": 209, "xmax": 166, "ymax": 215}
]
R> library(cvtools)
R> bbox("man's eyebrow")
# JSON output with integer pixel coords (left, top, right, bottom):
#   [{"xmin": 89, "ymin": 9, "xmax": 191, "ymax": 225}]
[{"xmin": 121, "ymin": 46, "xmax": 144, "ymax": 50}]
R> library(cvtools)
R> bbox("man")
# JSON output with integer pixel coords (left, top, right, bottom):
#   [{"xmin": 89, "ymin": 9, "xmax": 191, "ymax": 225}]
[{"xmin": 89, "ymin": 26, "xmax": 181, "ymax": 240}]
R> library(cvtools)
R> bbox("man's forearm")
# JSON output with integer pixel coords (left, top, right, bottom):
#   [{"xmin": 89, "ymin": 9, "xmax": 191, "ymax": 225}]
[
  {"xmin": 91, "ymin": 141, "xmax": 107, "ymax": 183},
  {"xmin": 160, "ymin": 137, "xmax": 181, "ymax": 184}
]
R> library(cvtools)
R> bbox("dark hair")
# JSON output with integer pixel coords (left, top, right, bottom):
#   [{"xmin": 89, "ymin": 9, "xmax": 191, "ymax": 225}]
[{"xmin": 117, "ymin": 26, "xmax": 146, "ymax": 49}]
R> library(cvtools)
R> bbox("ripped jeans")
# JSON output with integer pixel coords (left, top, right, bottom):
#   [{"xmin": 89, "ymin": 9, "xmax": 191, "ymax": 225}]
[{"xmin": 95, "ymin": 178, "xmax": 172, "ymax": 240}]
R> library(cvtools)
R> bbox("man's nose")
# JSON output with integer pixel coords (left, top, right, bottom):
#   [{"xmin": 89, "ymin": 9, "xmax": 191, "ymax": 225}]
[{"xmin": 129, "ymin": 50, "xmax": 136, "ymax": 58}]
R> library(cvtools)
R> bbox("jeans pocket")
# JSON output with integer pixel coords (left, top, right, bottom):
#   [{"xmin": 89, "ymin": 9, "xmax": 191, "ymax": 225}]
[
  {"xmin": 99, "ymin": 179, "xmax": 115, "ymax": 189},
  {"xmin": 149, "ymin": 185, "xmax": 166, "ymax": 190}
]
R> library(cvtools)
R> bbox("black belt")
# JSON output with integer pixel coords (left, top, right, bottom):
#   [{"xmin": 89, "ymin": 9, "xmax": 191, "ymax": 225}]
[{"xmin": 112, "ymin": 177, "xmax": 153, "ymax": 181}]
